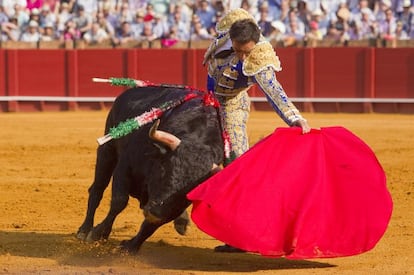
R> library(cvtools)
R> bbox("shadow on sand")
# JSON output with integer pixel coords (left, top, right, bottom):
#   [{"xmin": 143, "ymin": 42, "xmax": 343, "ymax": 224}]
[{"xmin": 0, "ymin": 231, "xmax": 335, "ymax": 272}]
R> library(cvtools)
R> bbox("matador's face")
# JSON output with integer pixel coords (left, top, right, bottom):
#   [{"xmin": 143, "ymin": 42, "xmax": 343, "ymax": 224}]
[{"xmin": 232, "ymin": 40, "xmax": 256, "ymax": 61}]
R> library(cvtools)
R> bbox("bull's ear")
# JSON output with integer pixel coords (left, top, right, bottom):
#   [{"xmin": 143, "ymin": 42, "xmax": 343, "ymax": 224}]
[{"xmin": 149, "ymin": 119, "xmax": 181, "ymax": 151}]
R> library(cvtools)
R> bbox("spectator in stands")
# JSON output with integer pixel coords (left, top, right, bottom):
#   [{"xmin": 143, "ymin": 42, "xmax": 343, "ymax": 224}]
[
  {"xmin": 304, "ymin": 20, "xmax": 323, "ymax": 45},
  {"xmin": 379, "ymin": 7, "xmax": 397, "ymax": 41},
  {"xmin": 346, "ymin": 20, "xmax": 360, "ymax": 40},
  {"xmin": 149, "ymin": 0, "xmax": 169, "ymax": 17},
  {"xmin": 350, "ymin": 0, "xmax": 375, "ymax": 23},
  {"xmin": 266, "ymin": 20, "xmax": 286, "ymax": 46},
  {"xmin": 393, "ymin": 0, "xmax": 407, "ymax": 17},
  {"xmin": 3, "ymin": 0, "xmax": 27, "ymax": 16},
  {"xmin": 310, "ymin": 8, "xmax": 329, "ymax": 36},
  {"xmin": 255, "ymin": 1, "xmax": 270, "ymax": 22},
  {"xmin": 226, "ymin": 0, "xmax": 243, "ymax": 12},
  {"xmin": 101, "ymin": 3, "xmax": 118, "ymax": 31},
  {"xmin": 56, "ymin": 2, "xmax": 71, "ymax": 35},
  {"xmin": 1, "ymin": 16, "xmax": 21, "ymax": 41},
  {"xmin": 96, "ymin": 11, "xmax": 115, "ymax": 38},
  {"xmin": 297, "ymin": 0, "xmax": 311, "ymax": 32},
  {"xmin": 209, "ymin": 0, "xmax": 224, "ymax": 15},
  {"xmin": 265, "ymin": 0, "xmax": 282, "ymax": 21},
  {"xmin": 329, "ymin": 4, "xmax": 351, "ymax": 41},
  {"xmin": 257, "ymin": 6, "xmax": 272, "ymax": 36},
  {"xmin": 127, "ymin": 0, "xmax": 148, "ymax": 12},
  {"xmin": 26, "ymin": 0, "xmax": 43, "ymax": 12},
  {"xmin": 77, "ymin": 0, "xmax": 98, "ymax": 17},
  {"xmin": 60, "ymin": 18, "xmax": 81, "ymax": 42},
  {"xmin": 284, "ymin": 19, "xmax": 305, "ymax": 46},
  {"xmin": 0, "ymin": 5, "xmax": 9, "ymax": 25},
  {"xmin": 39, "ymin": 4, "xmax": 56, "ymax": 28},
  {"xmin": 207, "ymin": 10, "xmax": 223, "ymax": 36},
  {"xmin": 117, "ymin": 2, "xmax": 133, "ymax": 24},
  {"xmin": 169, "ymin": 9, "xmax": 190, "ymax": 41},
  {"xmin": 152, "ymin": 13, "xmax": 169, "ymax": 39},
  {"xmin": 138, "ymin": 21, "xmax": 157, "ymax": 41},
  {"xmin": 303, "ymin": 0, "xmax": 325, "ymax": 12},
  {"xmin": 168, "ymin": 1, "xmax": 191, "ymax": 27},
  {"xmin": 112, "ymin": 20, "xmax": 134, "ymax": 45},
  {"xmin": 376, "ymin": 0, "xmax": 392, "ymax": 22},
  {"xmin": 319, "ymin": 0, "xmax": 344, "ymax": 22},
  {"xmin": 83, "ymin": 20, "xmax": 109, "ymax": 44},
  {"xmin": 131, "ymin": 10, "xmax": 145, "ymax": 38},
  {"xmin": 28, "ymin": 7, "xmax": 40, "ymax": 24},
  {"xmin": 395, "ymin": 20, "xmax": 409, "ymax": 39},
  {"xmin": 356, "ymin": 7, "xmax": 378, "ymax": 39},
  {"xmin": 196, "ymin": 0, "xmax": 215, "ymax": 28},
  {"xmin": 40, "ymin": 20, "xmax": 57, "ymax": 40},
  {"xmin": 284, "ymin": 7, "xmax": 306, "ymax": 36},
  {"xmin": 14, "ymin": 4, "xmax": 30, "ymax": 28},
  {"xmin": 240, "ymin": 0, "xmax": 252, "ymax": 15},
  {"xmin": 161, "ymin": 24, "xmax": 179, "ymax": 47},
  {"xmin": 324, "ymin": 21, "xmax": 349, "ymax": 44},
  {"xmin": 278, "ymin": 0, "xmax": 291, "ymax": 22},
  {"xmin": 72, "ymin": 5, "xmax": 92, "ymax": 37},
  {"xmin": 190, "ymin": 18, "xmax": 213, "ymax": 41},
  {"xmin": 42, "ymin": 0, "xmax": 58, "ymax": 13},
  {"xmin": 348, "ymin": 0, "xmax": 362, "ymax": 14},
  {"xmin": 398, "ymin": 0, "xmax": 413, "ymax": 35},
  {"xmin": 20, "ymin": 19, "xmax": 40, "ymax": 41}
]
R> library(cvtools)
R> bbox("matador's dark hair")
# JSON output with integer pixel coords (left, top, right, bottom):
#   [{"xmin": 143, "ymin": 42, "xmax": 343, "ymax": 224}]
[{"xmin": 229, "ymin": 19, "xmax": 261, "ymax": 44}]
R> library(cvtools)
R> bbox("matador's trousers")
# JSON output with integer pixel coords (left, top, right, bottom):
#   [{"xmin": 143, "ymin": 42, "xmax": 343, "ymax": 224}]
[{"xmin": 216, "ymin": 90, "xmax": 251, "ymax": 157}]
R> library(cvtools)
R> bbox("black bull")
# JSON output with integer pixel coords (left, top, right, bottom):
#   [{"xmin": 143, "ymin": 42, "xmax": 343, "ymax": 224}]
[{"xmin": 77, "ymin": 86, "xmax": 225, "ymax": 252}]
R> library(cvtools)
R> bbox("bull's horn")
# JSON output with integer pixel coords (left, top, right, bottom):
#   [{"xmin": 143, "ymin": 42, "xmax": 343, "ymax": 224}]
[
  {"xmin": 149, "ymin": 120, "xmax": 181, "ymax": 151},
  {"xmin": 211, "ymin": 163, "xmax": 223, "ymax": 174}
]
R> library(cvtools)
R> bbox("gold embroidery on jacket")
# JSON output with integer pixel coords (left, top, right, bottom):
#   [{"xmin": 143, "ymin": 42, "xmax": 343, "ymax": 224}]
[
  {"xmin": 243, "ymin": 41, "xmax": 282, "ymax": 76},
  {"xmin": 216, "ymin": 8, "xmax": 254, "ymax": 33}
]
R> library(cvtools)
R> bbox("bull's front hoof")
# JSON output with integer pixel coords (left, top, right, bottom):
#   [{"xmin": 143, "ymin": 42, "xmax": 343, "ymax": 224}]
[
  {"xmin": 119, "ymin": 240, "xmax": 139, "ymax": 255},
  {"xmin": 85, "ymin": 227, "xmax": 110, "ymax": 243},
  {"xmin": 76, "ymin": 230, "xmax": 89, "ymax": 241},
  {"xmin": 173, "ymin": 216, "xmax": 189, "ymax": 236}
]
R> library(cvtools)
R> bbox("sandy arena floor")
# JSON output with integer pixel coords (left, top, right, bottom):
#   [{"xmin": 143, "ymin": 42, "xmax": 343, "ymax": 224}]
[{"xmin": 0, "ymin": 111, "xmax": 413, "ymax": 274}]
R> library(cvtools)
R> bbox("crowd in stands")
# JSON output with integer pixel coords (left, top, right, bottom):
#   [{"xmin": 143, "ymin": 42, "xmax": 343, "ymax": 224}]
[{"xmin": 0, "ymin": 0, "xmax": 413, "ymax": 48}]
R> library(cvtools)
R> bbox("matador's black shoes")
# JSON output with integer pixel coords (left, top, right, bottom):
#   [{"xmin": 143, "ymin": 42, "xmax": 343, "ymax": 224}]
[{"xmin": 214, "ymin": 244, "xmax": 245, "ymax": 253}]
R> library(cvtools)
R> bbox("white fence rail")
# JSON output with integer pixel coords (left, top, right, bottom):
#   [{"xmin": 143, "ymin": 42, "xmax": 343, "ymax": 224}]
[{"xmin": 1, "ymin": 96, "xmax": 414, "ymax": 104}]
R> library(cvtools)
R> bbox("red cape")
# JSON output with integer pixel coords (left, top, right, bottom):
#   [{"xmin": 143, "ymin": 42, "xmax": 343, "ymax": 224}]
[{"xmin": 187, "ymin": 127, "xmax": 393, "ymax": 259}]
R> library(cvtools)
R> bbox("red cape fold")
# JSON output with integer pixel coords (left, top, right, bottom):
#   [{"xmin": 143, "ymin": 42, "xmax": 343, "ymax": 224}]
[{"xmin": 187, "ymin": 127, "xmax": 393, "ymax": 259}]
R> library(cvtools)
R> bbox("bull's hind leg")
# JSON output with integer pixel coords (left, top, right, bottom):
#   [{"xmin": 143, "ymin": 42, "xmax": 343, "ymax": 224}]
[
  {"xmin": 77, "ymin": 144, "xmax": 117, "ymax": 240},
  {"xmin": 85, "ymin": 166, "xmax": 131, "ymax": 242}
]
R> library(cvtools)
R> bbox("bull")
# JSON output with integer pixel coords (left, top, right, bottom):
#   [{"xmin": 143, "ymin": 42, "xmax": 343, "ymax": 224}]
[{"xmin": 76, "ymin": 85, "xmax": 225, "ymax": 253}]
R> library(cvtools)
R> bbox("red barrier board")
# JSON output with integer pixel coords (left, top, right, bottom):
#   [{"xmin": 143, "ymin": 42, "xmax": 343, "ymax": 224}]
[
  {"xmin": 313, "ymin": 47, "xmax": 368, "ymax": 98},
  {"xmin": 75, "ymin": 49, "xmax": 127, "ymax": 97},
  {"xmin": 375, "ymin": 48, "xmax": 414, "ymax": 98},
  {"xmin": 6, "ymin": 49, "xmax": 67, "ymax": 97},
  {"xmin": 276, "ymin": 48, "xmax": 306, "ymax": 98},
  {"xmin": 130, "ymin": 49, "xmax": 188, "ymax": 85},
  {"xmin": 0, "ymin": 50, "xmax": 5, "ymax": 97},
  {"xmin": 0, "ymin": 48, "xmax": 413, "ymax": 113}
]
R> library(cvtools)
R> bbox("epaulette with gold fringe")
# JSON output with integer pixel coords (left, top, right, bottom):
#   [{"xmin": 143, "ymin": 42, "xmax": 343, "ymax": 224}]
[{"xmin": 243, "ymin": 41, "xmax": 282, "ymax": 76}]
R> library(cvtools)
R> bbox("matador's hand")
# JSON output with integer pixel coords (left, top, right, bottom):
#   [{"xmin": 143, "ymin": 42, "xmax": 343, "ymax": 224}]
[{"xmin": 296, "ymin": 119, "xmax": 311, "ymax": 134}]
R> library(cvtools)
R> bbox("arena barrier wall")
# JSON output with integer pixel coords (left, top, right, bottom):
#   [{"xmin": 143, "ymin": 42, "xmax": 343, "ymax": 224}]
[{"xmin": 0, "ymin": 47, "xmax": 413, "ymax": 113}]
